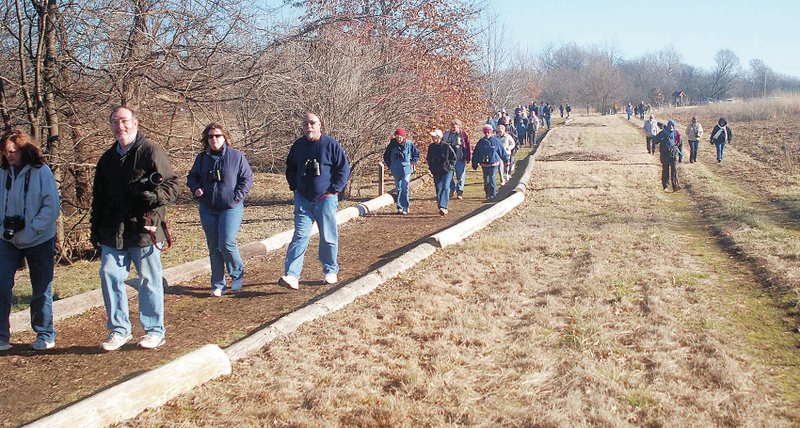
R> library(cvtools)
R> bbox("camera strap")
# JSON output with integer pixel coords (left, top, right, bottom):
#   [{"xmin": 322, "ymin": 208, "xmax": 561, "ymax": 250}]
[{"xmin": 4, "ymin": 168, "xmax": 31, "ymax": 219}]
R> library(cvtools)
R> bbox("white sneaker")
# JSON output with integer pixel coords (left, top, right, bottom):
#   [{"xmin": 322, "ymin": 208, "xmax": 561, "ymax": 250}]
[
  {"xmin": 279, "ymin": 275, "xmax": 299, "ymax": 290},
  {"xmin": 139, "ymin": 333, "xmax": 165, "ymax": 349},
  {"xmin": 0, "ymin": 340, "xmax": 11, "ymax": 351},
  {"xmin": 323, "ymin": 273, "xmax": 338, "ymax": 285},
  {"xmin": 101, "ymin": 332, "xmax": 132, "ymax": 351},
  {"xmin": 211, "ymin": 288, "xmax": 223, "ymax": 297},
  {"xmin": 31, "ymin": 337, "xmax": 55, "ymax": 351}
]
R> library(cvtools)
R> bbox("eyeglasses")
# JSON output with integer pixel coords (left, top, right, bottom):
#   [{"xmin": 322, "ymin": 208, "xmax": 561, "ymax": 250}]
[
  {"xmin": 111, "ymin": 118, "xmax": 132, "ymax": 125},
  {"xmin": 208, "ymin": 134, "xmax": 225, "ymax": 139},
  {"xmin": 303, "ymin": 120, "xmax": 319, "ymax": 126}
]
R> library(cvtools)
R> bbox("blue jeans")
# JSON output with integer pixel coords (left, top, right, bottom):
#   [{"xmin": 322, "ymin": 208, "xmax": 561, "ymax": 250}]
[
  {"xmin": 433, "ymin": 171, "xmax": 453, "ymax": 209},
  {"xmin": 545, "ymin": 116, "xmax": 551, "ymax": 128},
  {"xmin": 100, "ymin": 244, "xmax": 164, "ymax": 336},
  {"xmin": 481, "ymin": 166, "xmax": 498, "ymax": 199},
  {"xmin": 0, "ymin": 238, "xmax": 56, "ymax": 342},
  {"xmin": 284, "ymin": 192, "xmax": 339, "ymax": 278},
  {"xmin": 689, "ymin": 140, "xmax": 699, "ymax": 162},
  {"xmin": 715, "ymin": 142, "xmax": 726, "ymax": 161},
  {"xmin": 451, "ymin": 160, "xmax": 467, "ymax": 194},
  {"xmin": 199, "ymin": 203, "xmax": 244, "ymax": 291},
  {"xmin": 393, "ymin": 173, "xmax": 411, "ymax": 211}
]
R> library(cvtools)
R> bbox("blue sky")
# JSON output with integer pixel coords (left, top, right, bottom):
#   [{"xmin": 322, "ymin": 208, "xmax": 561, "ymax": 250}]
[{"xmin": 493, "ymin": 0, "xmax": 800, "ymax": 77}]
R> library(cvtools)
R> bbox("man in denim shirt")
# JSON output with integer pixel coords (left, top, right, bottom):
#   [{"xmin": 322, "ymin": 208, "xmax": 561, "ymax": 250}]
[{"xmin": 279, "ymin": 113, "xmax": 351, "ymax": 290}]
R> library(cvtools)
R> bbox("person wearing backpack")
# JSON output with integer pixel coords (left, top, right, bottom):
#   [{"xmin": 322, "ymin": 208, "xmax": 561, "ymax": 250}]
[
  {"xmin": 472, "ymin": 124, "xmax": 509, "ymax": 200},
  {"xmin": 657, "ymin": 120, "xmax": 681, "ymax": 192},
  {"xmin": 426, "ymin": 129, "xmax": 456, "ymax": 216},
  {"xmin": 382, "ymin": 128, "xmax": 420, "ymax": 215},
  {"xmin": 709, "ymin": 117, "xmax": 733, "ymax": 163},
  {"xmin": 442, "ymin": 120, "xmax": 470, "ymax": 200}
]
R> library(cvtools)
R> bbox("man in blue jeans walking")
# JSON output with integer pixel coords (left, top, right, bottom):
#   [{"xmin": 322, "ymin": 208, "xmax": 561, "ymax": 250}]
[
  {"xmin": 279, "ymin": 113, "xmax": 351, "ymax": 290},
  {"xmin": 91, "ymin": 106, "xmax": 180, "ymax": 351}
]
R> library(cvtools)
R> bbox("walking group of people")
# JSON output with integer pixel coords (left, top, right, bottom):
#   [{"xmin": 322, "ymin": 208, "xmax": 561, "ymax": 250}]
[
  {"xmin": 1, "ymin": 108, "xmax": 353, "ymax": 351},
  {"xmin": 642, "ymin": 114, "xmax": 733, "ymax": 192}
]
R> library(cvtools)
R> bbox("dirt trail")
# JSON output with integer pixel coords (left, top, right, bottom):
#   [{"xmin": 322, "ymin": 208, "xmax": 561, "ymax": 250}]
[
  {"xmin": 1, "ymin": 158, "xmax": 535, "ymax": 426},
  {"xmin": 128, "ymin": 114, "xmax": 799, "ymax": 426}
]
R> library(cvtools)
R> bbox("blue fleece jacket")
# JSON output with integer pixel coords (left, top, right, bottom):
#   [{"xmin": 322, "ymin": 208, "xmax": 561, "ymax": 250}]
[
  {"xmin": 286, "ymin": 133, "xmax": 351, "ymax": 202},
  {"xmin": 187, "ymin": 145, "xmax": 254, "ymax": 210}
]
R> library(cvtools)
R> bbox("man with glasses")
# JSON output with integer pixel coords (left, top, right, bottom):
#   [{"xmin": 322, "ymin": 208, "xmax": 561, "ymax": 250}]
[
  {"xmin": 279, "ymin": 113, "xmax": 351, "ymax": 290},
  {"xmin": 91, "ymin": 106, "xmax": 179, "ymax": 351}
]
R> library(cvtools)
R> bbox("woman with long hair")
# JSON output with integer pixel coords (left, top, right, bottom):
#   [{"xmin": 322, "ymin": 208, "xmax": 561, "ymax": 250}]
[{"xmin": 0, "ymin": 129, "xmax": 60, "ymax": 351}]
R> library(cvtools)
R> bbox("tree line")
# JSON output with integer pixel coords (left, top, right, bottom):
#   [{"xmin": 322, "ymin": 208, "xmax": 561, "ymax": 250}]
[{"xmin": 1, "ymin": 0, "xmax": 797, "ymax": 260}]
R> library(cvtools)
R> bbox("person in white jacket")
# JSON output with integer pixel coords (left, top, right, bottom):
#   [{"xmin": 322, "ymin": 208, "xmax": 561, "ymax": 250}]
[
  {"xmin": 643, "ymin": 115, "xmax": 659, "ymax": 155},
  {"xmin": 495, "ymin": 125, "xmax": 516, "ymax": 185},
  {"xmin": 0, "ymin": 129, "xmax": 60, "ymax": 351}
]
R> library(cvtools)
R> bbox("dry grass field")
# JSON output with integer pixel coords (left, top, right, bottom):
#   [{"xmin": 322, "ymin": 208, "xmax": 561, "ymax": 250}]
[{"xmin": 126, "ymin": 114, "xmax": 800, "ymax": 426}]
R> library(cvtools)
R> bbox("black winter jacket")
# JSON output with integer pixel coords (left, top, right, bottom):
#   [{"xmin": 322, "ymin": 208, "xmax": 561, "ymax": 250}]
[{"xmin": 90, "ymin": 132, "xmax": 179, "ymax": 249}]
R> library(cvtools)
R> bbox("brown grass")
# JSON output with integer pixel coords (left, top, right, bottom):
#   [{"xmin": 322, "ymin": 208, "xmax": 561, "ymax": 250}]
[{"xmin": 127, "ymin": 115, "xmax": 800, "ymax": 426}]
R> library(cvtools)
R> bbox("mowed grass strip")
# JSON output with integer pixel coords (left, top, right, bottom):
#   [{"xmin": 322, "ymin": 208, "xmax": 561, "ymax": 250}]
[{"xmin": 129, "ymin": 116, "xmax": 798, "ymax": 426}]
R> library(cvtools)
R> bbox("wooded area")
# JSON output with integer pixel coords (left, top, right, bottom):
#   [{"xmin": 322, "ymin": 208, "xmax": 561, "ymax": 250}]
[{"xmin": 2, "ymin": 0, "xmax": 798, "ymax": 260}]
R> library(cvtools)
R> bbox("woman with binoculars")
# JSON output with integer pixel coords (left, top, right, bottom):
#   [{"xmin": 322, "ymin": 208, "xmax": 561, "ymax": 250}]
[
  {"xmin": 0, "ymin": 130, "xmax": 60, "ymax": 351},
  {"xmin": 187, "ymin": 123, "xmax": 253, "ymax": 297}
]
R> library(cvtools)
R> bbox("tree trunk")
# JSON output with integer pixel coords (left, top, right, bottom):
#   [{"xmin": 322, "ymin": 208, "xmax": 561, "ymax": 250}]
[
  {"xmin": 120, "ymin": 0, "xmax": 148, "ymax": 106},
  {"xmin": 42, "ymin": 0, "xmax": 68, "ymax": 261}
]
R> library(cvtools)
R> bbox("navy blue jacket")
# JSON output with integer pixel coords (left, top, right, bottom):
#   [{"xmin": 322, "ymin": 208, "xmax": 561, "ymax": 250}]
[
  {"xmin": 286, "ymin": 134, "xmax": 351, "ymax": 202},
  {"xmin": 187, "ymin": 145, "xmax": 254, "ymax": 210},
  {"xmin": 472, "ymin": 136, "xmax": 509, "ymax": 169}
]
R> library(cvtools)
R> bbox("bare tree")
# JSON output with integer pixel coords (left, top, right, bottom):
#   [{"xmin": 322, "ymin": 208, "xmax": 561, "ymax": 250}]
[{"xmin": 709, "ymin": 48, "xmax": 740, "ymax": 100}]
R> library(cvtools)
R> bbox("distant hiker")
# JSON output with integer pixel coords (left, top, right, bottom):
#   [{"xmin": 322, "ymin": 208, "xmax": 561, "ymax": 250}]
[
  {"xmin": 542, "ymin": 103, "xmax": 552, "ymax": 129},
  {"xmin": 710, "ymin": 117, "xmax": 733, "ymax": 163},
  {"xmin": 685, "ymin": 117, "xmax": 704, "ymax": 163},
  {"xmin": 472, "ymin": 124, "xmax": 509, "ymax": 200},
  {"xmin": 442, "ymin": 120, "xmax": 471, "ymax": 200},
  {"xmin": 279, "ymin": 113, "xmax": 351, "ymax": 290},
  {"xmin": 638, "ymin": 101, "xmax": 646, "ymax": 119},
  {"xmin": 626, "ymin": 102, "xmax": 633, "ymax": 120},
  {"xmin": 0, "ymin": 130, "xmax": 59, "ymax": 352},
  {"xmin": 515, "ymin": 114, "xmax": 528, "ymax": 148},
  {"xmin": 643, "ymin": 115, "xmax": 659, "ymax": 154},
  {"xmin": 382, "ymin": 128, "xmax": 420, "ymax": 215},
  {"xmin": 559, "ymin": 103, "xmax": 565, "ymax": 118},
  {"xmin": 92, "ymin": 106, "xmax": 180, "ymax": 351},
  {"xmin": 495, "ymin": 125, "xmax": 516, "ymax": 184},
  {"xmin": 426, "ymin": 129, "xmax": 457, "ymax": 216},
  {"xmin": 675, "ymin": 127, "xmax": 684, "ymax": 163},
  {"xmin": 187, "ymin": 122, "xmax": 254, "ymax": 297},
  {"xmin": 657, "ymin": 120, "xmax": 681, "ymax": 192},
  {"xmin": 565, "ymin": 104, "xmax": 572, "ymax": 119},
  {"xmin": 528, "ymin": 110, "xmax": 540, "ymax": 145}
]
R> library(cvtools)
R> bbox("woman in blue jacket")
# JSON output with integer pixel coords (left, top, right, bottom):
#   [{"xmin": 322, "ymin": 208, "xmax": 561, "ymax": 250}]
[
  {"xmin": 382, "ymin": 128, "xmax": 420, "ymax": 215},
  {"xmin": 0, "ymin": 130, "xmax": 60, "ymax": 351},
  {"xmin": 187, "ymin": 123, "xmax": 254, "ymax": 296}
]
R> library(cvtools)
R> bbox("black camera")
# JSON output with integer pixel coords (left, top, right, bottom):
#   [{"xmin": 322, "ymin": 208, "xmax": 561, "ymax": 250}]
[
  {"xmin": 301, "ymin": 159, "xmax": 320, "ymax": 177},
  {"xmin": 394, "ymin": 150, "xmax": 405, "ymax": 160},
  {"xmin": 481, "ymin": 154, "xmax": 491, "ymax": 163},
  {"xmin": 2, "ymin": 215, "xmax": 25, "ymax": 240},
  {"xmin": 135, "ymin": 172, "xmax": 163, "ymax": 189},
  {"xmin": 208, "ymin": 169, "xmax": 222, "ymax": 183}
]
